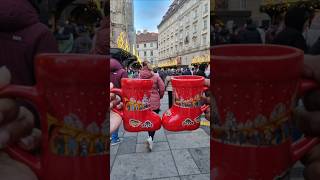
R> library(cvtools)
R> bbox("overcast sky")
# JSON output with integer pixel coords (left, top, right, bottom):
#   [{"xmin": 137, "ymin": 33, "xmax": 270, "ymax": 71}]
[{"xmin": 134, "ymin": 0, "xmax": 172, "ymax": 32}]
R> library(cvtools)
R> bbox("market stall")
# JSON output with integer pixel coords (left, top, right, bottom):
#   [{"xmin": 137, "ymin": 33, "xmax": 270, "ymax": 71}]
[{"xmin": 260, "ymin": 0, "xmax": 319, "ymax": 23}]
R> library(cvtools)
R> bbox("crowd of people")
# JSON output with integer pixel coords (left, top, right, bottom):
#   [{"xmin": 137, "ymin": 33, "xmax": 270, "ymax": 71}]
[
  {"xmin": 211, "ymin": 7, "xmax": 320, "ymax": 56},
  {"xmin": 54, "ymin": 21, "xmax": 97, "ymax": 54}
]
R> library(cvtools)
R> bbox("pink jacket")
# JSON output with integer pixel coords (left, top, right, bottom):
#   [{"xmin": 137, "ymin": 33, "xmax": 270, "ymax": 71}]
[{"xmin": 139, "ymin": 67, "xmax": 165, "ymax": 110}]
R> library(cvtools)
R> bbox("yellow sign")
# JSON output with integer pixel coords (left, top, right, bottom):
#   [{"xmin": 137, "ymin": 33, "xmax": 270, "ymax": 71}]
[
  {"xmin": 158, "ymin": 59, "xmax": 177, "ymax": 68},
  {"xmin": 191, "ymin": 54, "xmax": 210, "ymax": 64},
  {"xmin": 132, "ymin": 45, "xmax": 142, "ymax": 64},
  {"xmin": 117, "ymin": 32, "xmax": 130, "ymax": 52}
]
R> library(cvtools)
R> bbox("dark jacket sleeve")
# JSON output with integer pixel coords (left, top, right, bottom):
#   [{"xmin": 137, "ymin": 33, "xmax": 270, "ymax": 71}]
[
  {"xmin": 35, "ymin": 30, "xmax": 59, "ymax": 54},
  {"xmin": 293, "ymin": 35, "xmax": 308, "ymax": 53},
  {"xmin": 309, "ymin": 38, "xmax": 320, "ymax": 55}
]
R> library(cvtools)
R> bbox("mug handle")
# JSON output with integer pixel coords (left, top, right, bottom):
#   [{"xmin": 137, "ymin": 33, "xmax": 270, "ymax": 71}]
[
  {"xmin": 200, "ymin": 86, "xmax": 209, "ymax": 113},
  {"xmin": 110, "ymin": 88, "xmax": 124, "ymax": 117},
  {"xmin": 291, "ymin": 79, "xmax": 320, "ymax": 164},
  {"xmin": 0, "ymin": 85, "xmax": 44, "ymax": 177}
]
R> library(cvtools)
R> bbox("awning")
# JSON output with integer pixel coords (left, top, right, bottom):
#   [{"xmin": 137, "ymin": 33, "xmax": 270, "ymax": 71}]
[{"xmin": 191, "ymin": 54, "xmax": 210, "ymax": 65}]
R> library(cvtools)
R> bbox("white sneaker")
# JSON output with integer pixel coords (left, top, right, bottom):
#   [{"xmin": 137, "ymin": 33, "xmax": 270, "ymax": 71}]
[{"xmin": 147, "ymin": 136, "xmax": 153, "ymax": 151}]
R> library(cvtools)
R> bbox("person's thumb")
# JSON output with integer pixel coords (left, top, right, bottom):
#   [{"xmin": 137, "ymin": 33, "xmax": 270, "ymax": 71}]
[{"xmin": 0, "ymin": 66, "xmax": 11, "ymax": 86}]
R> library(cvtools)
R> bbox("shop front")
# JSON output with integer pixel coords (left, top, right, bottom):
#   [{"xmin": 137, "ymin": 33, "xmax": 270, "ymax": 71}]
[
  {"xmin": 158, "ymin": 56, "xmax": 182, "ymax": 69},
  {"xmin": 191, "ymin": 54, "xmax": 210, "ymax": 66}
]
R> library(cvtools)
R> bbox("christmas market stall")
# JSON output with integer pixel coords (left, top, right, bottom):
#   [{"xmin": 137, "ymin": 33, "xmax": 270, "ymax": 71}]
[{"xmin": 260, "ymin": 0, "xmax": 319, "ymax": 24}]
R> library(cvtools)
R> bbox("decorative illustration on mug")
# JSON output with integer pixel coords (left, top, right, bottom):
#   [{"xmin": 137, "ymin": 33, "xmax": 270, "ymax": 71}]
[
  {"xmin": 182, "ymin": 118, "xmax": 195, "ymax": 126},
  {"xmin": 125, "ymin": 93, "xmax": 150, "ymax": 111},
  {"xmin": 48, "ymin": 114, "xmax": 108, "ymax": 157},
  {"xmin": 212, "ymin": 103, "xmax": 292, "ymax": 146},
  {"xmin": 174, "ymin": 90, "xmax": 202, "ymax": 108}
]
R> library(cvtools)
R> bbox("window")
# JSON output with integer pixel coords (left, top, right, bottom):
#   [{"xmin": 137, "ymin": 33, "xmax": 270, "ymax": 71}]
[
  {"xmin": 204, "ymin": 3, "xmax": 208, "ymax": 13},
  {"xmin": 193, "ymin": 24, "xmax": 197, "ymax": 33},
  {"xmin": 240, "ymin": 0, "xmax": 247, "ymax": 9},
  {"xmin": 150, "ymin": 43, "xmax": 153, "ymax": 47},
  {"xmin": 185, "ymin": 36, "xmax": 189, "ymax": 44},
  {"xmin": 194, "ymin": 9, "xmax": 198, "ymax": 19},
  {"xmin": 203, "ymin": 19, "xmax": 207, "ymax": 29},
  {"xmin": 144, "ymin": 51, "xmax": 146, "ymax": 56},
  {"xmin": 151, "ymin": 50, "xmax": 153, "ymax": 56},
  {"xmin": 137, "ymin": 44, "xmax": 139, "ymax": 48},
  {"xmin": 202, "ymin": 35, "xmax": 207, "ymax": 45},
  {"xmin": 144, "ymin": 44, "xmax": 146, "ymax": 48}
]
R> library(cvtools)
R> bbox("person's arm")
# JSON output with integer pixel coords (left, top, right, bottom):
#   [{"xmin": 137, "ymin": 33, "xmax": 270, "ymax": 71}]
[{"xmin": 294, "ymin": 36, "xmax": 308, "ymax": 53}]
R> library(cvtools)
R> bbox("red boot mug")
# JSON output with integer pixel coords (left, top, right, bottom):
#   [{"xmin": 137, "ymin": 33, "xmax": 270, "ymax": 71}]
[
  {"xmin": 211, "ymin": 44, "xmax": 319, "ymax": 180},
  {"xmin": 111, "ymin": 78, "xmax": 161, "ymax": 132},
  {"xmin": 162, "ymin": 75, "xmax": 209, "ymax": 131},
  {"xmin": 0, "ymin": 54, "xmax": 108, "ymax": 180}
]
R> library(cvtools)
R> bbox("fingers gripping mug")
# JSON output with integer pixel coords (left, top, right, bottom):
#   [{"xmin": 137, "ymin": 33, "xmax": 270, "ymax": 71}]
[
  {"xmin": 211, "ymin": 44, "xmax": 319, "ymax": 180},
  {"xmin": 111, "ymin": 78, "xmax": 162, "ymax": 132},
  {"xmin": 162, "ymin": 76, "xmax": 209, "ymax": 131},
  {"xmin": 0, "ymin": 54, "xmax": 108, "ymax": 180}
]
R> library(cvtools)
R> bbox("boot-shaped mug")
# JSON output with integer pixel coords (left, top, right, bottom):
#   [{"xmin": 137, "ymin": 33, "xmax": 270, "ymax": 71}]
[
  {"xmin": 162, "ymin": 75, "xmax": 209, "ymax": 131},
  {"xmin": 111, "ymin": 78, "xmax": 161, "ymax": 132}
]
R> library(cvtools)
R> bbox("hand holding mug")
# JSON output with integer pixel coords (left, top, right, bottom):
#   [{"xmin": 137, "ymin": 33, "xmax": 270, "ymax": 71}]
[
  {"xmin": 110, "ymin": 83, "xmax": 122, "ymax": 134},
  {"xmin": 211, "ymin": 45, "xmax": 319, "ymax": 179},
  {"xmin": 0, "ymin": 66, "xmax": 39, "ymax": 180},
  {"xmin": 203, "ymin": 79, "xmax": 210, "ymax": 121},
  {"xmin": 294, "ymin": 55, "xmax": 320, "ymax": 180},
  {"xmin": 0, "ymin": 66, "xmax": 38, "ymax": 150},
  {"xmin": 295, "ymin": 55, "xmax": 320, "ymax": 136}
]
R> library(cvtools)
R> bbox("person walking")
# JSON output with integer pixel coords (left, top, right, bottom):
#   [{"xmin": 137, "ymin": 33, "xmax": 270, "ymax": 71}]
[
  {"xmin": 139, "ymin": 61, "xmax": 165, "ymax": 151},
  {"xmin": 72, "ymin": 26, "xmax": 92, "ymax": 54},
  {"xmin": 273, "ymin": 7, "xmax": 312, "ymax": 52},
  {"xmin": 238, "ymin": 18, "xmax": 262, "ymax": 44},
  {"xmin": 195, "ymin": 64, "xmax": 207, "ymax": 78},
  {"xmin": 165, "ymin": 75, "xmax": 173, "ymax": 109}
]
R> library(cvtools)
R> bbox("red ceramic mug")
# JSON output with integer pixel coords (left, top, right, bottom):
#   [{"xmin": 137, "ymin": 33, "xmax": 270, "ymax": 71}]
[
  {"xmin": 162, "ymin": 75, "xmax": 209, "ymax": 131},
  {"xmin": 0, "ymin": 54, "xmax": 108, "ymax": 180},
  {"xmin": 211, "ymin": 44, "xmax": 319, "ymax": 179},
  {"xmin": 111, "ymin": 78, "xmax": 162, "ymax": 132}
]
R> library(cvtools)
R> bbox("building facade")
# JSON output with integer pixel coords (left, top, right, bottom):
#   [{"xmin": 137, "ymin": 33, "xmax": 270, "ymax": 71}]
[
  {"xmin": 158, "ymin": 0, "xmax": 210, "ymax": 67},
  {"xmin": 136, "ymin": 30, "xmax": 159, "ymax": 65},
  {"xmin": 110, "ymin": 0, "xmax": 135, "ymax": 52}
]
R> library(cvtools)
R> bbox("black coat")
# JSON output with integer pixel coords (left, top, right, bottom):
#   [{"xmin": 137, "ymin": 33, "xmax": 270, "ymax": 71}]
[
  {"xmin": 273, "ymin": 27, "xmax": 307, "ymax": 52},
  {"xmin": 195, "ymin": 70, "xmax": 206, "ymax": 78},
  {"xmin": 309, "ymin": 37, "xmax": 320, "ymax": 55},
  {"xmin": 238, "ymin": 25, "xmax": 262, "ymax": 44}
]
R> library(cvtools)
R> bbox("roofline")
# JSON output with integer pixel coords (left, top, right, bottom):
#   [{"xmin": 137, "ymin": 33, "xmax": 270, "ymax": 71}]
[{"xmin": 157, "ymin": 0, "xmax": 188, "ymax": 29}]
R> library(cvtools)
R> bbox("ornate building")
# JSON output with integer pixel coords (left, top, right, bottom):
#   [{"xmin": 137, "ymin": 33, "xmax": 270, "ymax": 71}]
[
  {"xmin": 110, "ymin": 0, "xmax": 135, "ymax": 52},
  {"xmin": 158, "ymin": 0, "xmax": 210, "ymax": 68}
]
